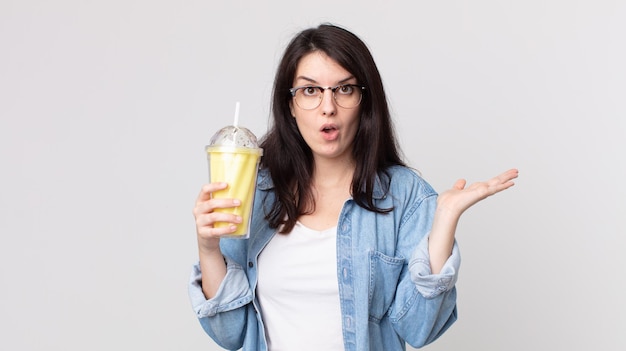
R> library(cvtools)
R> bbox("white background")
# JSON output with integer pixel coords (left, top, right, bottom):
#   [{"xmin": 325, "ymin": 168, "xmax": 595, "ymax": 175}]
[{"xmin": 1, "ymin": 1, "xmax": 625, "ymax": 350}]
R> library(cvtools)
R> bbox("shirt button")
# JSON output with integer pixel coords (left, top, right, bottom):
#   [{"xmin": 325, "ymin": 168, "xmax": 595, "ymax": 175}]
[
  {"xmin": 343, "ymin": 268, "xmax": 348, "ymax": 279},
  {"xmin": 248, "ymin": 261, "xmax": 254, "ymax": 267}
]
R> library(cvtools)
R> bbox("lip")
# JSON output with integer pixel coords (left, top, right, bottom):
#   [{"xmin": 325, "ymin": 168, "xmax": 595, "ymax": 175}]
[
  {"xmin": 320, "ymin": 123, "xmax": 339, "ymax": 141},
  {"xmin": 320, "ymin": 123, "xmax": 338, "ymax": 132}
]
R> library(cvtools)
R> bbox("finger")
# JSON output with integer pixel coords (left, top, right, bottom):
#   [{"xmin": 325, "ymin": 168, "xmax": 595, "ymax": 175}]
[
  {"xmin": 453, "ymin": 179, "xmax": 466, "ymax": 190},
  {"xmin": 486, "ymin": 168, "xmax": 518, "ymax": 187},
  {"xmin": 497, "ymin": 169, "xmax": 518, "ymax": 188},
  {"xmin": 499, "ymin": 168, "xmax": 519, "ymax": 182},
  {"xmin": 196, "ymin": 211, "xmax": 243, "ymax": 228},
  {"xmin": 197, "ymin": 213, "xmax": 243, "ymax": 238},
  {"xmin": 486, "ymin": 177, "xmax": 516, "ymax": 195},
  {"xmin": 196, "ymin": 182, "xmax": 228, "ymax": 204},
  {"xmin": 193, "ymin": 197, "xmax": 241, "ymax": 218},
  {"xmin": 197, "ymin": 222, "xmax": 240, "ymax": 238}
]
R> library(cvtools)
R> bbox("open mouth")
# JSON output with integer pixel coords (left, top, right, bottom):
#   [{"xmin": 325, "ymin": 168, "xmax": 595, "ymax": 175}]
[
  {"xmin": 321, "ymin": 125, "xmax": 338, "ymax": 133},
  {"xmin": 320, "ymin": 124, "xmax": 339, "ymax": 141}
]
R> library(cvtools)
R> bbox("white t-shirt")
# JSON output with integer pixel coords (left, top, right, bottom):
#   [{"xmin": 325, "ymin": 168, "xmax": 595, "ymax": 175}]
[{"xmin": 256, "ymin": 222, "xmax": 344, "ymax": 351}]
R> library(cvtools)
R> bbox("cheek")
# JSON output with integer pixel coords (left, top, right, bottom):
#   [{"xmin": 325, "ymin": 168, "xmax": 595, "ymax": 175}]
[
  {"xmin": 349, "ymin": 112, "xmax": 361, "ymax": 133},
  {"xmin": 291, "ymin": 115, "xmax": 306, "ymax": 135}
]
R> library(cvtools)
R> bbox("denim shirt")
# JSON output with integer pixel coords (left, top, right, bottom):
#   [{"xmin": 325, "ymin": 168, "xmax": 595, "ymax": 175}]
[{"xmin": 189, "ymin": 166, "xmax": 460, "ymax": 351}]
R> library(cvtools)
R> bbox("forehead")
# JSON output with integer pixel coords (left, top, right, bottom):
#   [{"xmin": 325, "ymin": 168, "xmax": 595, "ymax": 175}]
[{"xmin": 294, "ymin": 51, "xmax": 354, "ymax": 84}]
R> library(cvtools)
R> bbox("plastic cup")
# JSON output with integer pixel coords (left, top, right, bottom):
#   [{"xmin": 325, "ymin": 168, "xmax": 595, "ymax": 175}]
[{"xmin": 206, "ymin": 126, "xmax": 263, "ymax": 239}]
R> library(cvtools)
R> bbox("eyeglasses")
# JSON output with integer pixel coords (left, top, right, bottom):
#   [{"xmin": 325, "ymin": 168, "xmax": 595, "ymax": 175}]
[{"xmin": 289, "ymin": 84, "xmax": 366, "ymax": 110}]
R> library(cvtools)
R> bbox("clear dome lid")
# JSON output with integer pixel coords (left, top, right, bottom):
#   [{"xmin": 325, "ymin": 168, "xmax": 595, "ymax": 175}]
[{"xmin": 209, "ymin": 125, "xmax": 259, "ymax": 148}]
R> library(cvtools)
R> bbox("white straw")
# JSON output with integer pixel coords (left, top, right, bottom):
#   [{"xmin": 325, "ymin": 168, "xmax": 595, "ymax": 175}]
[{"xmin": 233, "ymin": 101, "xmax": 240, "ymax": 128}]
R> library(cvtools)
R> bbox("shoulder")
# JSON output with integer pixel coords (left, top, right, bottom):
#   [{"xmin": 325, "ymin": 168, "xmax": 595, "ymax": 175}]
[
  {"xmin": 385, "ymin": 165, "xmax": 437, "ymax": 197},
  {"xmin": 383, "ymin": 166, "xmax": 438, "ymax": 223},
  {"xmin": 257, "ymin": 167, "xmax": 273, "ymax": 190}
]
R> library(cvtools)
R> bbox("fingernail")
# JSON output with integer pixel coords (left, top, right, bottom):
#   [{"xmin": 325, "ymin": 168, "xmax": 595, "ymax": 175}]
[{"xmin": 233, "ymin": 199, "xmax": 241, "ymax": 206}]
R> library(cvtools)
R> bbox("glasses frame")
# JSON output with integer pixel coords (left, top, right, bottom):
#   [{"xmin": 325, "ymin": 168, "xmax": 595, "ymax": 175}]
[{"xmin": 289, "ymin": 84, "xmax": 366, "ymax": 110}]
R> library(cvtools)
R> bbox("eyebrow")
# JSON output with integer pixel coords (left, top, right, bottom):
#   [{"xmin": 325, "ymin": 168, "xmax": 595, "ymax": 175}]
[{"xmin": 294, "ymin": 75, "xmax": 356, "ymax": 85}]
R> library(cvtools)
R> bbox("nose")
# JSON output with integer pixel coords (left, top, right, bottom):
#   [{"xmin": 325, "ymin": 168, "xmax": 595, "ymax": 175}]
[{"xmin": 320, "ymin": 88, "xmax": 337, "ymax": 116}]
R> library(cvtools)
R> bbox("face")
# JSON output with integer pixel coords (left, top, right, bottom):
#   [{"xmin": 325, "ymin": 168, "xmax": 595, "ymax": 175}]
[{"xmin": 290, "ymin": 51, "xmax": 361, "ymax": 163}]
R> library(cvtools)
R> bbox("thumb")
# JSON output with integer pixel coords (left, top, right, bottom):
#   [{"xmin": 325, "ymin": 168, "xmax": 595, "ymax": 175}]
[{"xmin": 453, "ymin": 179, "xmax": 466, "ymax": 190}]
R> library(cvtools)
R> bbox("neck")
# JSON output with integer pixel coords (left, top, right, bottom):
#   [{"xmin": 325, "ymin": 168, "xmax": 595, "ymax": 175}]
[{"xmin": 312, "ymin": 156, "xmax": 356, "ymax": 190}]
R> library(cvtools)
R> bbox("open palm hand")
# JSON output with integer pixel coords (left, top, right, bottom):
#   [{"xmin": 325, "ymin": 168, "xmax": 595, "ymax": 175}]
[{"xmin": 437, "ymin": 168, "xmax": 519, "ymax": 216}]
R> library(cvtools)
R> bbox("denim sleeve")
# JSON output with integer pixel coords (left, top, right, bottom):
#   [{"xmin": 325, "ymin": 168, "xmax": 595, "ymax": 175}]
[
  {"xmin": 188, "ymin": 257, "xmax": 253, "ymax": 349},
  {"xmin": 189, "ymin": 257, "xmax": 253, "ymax": 317},
  {"xmin": 409, "ymin": 236, "xmax": 461, "ymax": 298},
  {"xmin": 389, "ymin": 186, "xmax": 459, "ymax": 348}
]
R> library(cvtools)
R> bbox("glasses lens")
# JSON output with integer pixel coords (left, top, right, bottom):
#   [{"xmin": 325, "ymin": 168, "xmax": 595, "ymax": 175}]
[
  {"xmin": 294, "ymin": 87, "xmax": 322, "ymax": 110},
  {"xmin": 334, "ymin": 85, "xmax": 362, "ymax": 109}
]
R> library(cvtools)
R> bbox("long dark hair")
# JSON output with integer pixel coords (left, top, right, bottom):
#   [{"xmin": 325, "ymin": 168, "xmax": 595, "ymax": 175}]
[{"xmin": 259, "ymin": 23, "xmax": 406, "ymax": 233}]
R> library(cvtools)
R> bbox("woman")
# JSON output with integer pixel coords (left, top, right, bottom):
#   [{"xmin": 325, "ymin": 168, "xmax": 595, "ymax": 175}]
[{"xmin": 190, "ymin": 24, "xmax": 518, "ymax": 351}]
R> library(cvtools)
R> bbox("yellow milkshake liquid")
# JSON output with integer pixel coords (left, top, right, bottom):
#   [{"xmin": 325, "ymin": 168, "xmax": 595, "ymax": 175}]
[{"xmin": 207, "ymin": 146, "xmax": 262, "ymax": 238}]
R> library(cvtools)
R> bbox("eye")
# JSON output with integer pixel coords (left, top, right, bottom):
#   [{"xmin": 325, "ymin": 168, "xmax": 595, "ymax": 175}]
[
  {"xmin": 302, "ymin": 87, "xmax": 320, "ymax": 97},
  {"xmin": 337, "ymin": 85, "xmax": 354, "ymax": 95}
]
